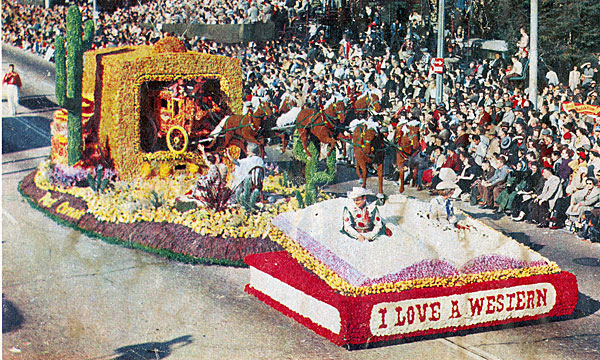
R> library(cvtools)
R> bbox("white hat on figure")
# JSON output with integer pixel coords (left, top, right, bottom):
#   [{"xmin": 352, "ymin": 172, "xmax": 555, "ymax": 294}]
[{"xmin": 347, "ymin": 187, "xmax": 374, "ymax": 199}]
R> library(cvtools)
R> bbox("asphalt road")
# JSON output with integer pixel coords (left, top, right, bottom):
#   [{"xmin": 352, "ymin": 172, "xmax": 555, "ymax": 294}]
[
  {"xmin": 2, "ymin": 44, "xmax": 57, "ymax": 154},
  {"xmin": 2, "ymin": 45, "xmax": 600, "ymax": 359}
]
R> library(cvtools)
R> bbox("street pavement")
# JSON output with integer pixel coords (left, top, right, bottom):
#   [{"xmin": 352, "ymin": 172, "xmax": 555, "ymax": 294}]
[
  {"xmin": 2, "ymin": 44, "xmax": 56, "ymax": 154},
  {"xmin": 2, "ymin": 44, "xmax": 600, "ymax": 359}
]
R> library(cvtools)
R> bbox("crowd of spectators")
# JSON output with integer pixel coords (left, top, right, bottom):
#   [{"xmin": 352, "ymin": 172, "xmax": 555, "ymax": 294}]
[
  {"xmin": 3, "ymin": 0, "xmax": 600, "ymax": 241},
  {"xmin": 2, "ymin": 0, "xmax": 319, "ymax": 60},
  {"xmin": 2, "ymin": 0, "xmax": 163, "ymax": 60}
]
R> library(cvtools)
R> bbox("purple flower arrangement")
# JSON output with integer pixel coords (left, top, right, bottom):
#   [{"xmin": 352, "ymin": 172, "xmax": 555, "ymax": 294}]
[
  {"xmin": 49, "ymin": 163, "xmax": 118, "ymax": 188},
  {"xmin": 264, "ymin": 162, "xmax": 280, "ymax": 175},
  {"xmin": 460, "ymin": 254, "xmax": 547, "ymax": 274},
  {"xmin": 93, "ymin": 166, "xmax": 118, "ymax": 181},
  {"xmin": 49, "ymin": 163, "xmax": 90, "ymax": 187},
  {"xmin": 361, "ymin": 260, "xmax": 460, "ymax": 286}
]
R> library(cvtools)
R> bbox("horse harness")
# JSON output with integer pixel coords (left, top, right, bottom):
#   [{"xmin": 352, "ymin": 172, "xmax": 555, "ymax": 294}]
[
  {"xmin": 353, "ymin": 93, "xmax": 381, "ymax": 114},
  {"xmin": 355, "ymin": 124, "xmax": 385, "ymax": 160},
  {"xmin": 211, "ymin": 103, "xmax": 272, "ymax": 141},
  {"xmin": 395, "ymin": 130, "xmax": 418, "ymax": 161},
  {"xmin": 303, "ymin": 102, "xmax": 344, "ymax": 130}
]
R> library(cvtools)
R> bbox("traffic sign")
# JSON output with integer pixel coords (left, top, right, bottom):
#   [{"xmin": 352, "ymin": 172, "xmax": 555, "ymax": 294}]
[{"xmin": 431, "ymin": 58, "xmax": 444, "ymax": 74}]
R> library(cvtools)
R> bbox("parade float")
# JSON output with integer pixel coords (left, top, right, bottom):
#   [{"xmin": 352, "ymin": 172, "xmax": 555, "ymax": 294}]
[
  {"xmin": 245, "ymin": 195, "xmax": 578, "ymax": 347},
  {"xmin": 19, "ymin": 6, "xmax": 578, "ymax": 349},
  {"xmin": 18, "ymin": 7, "xmax": 326, "ymax": 266}
]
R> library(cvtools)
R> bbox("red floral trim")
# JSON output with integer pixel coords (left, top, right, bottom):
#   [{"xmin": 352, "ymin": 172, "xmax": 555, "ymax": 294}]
[{"xmin": 246, "ymin": 251, "xmax": 579, "ymax": 347}]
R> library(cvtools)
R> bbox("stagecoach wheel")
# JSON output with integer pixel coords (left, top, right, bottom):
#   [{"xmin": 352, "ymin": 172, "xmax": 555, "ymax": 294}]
[
  {"xmin": 139, "ymin": 115, "xmax": 157, "ymax": 152},
  {"xmin": 166, "ymin": 126, "xmax": 189, "ymax": 154}
]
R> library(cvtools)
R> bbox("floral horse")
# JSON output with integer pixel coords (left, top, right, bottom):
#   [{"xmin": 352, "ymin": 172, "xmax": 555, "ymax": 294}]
[
  {"xmin": 352, "ymin": 92, "xmax": 382, "ymax": 117},
  {"xmin": 295, "ymin": 98, "xmax": 347, "ymax": 158},
  {"xmin": 208, "ymin": 101, "xmax": 275, "ymax": 157},
  {"xmin": 352, "ymin": 123, "xmax": 386, "ymax": 197},
  {"xmin": 393, "ymin": 124, "xmax": 420, "ymax": 193}
]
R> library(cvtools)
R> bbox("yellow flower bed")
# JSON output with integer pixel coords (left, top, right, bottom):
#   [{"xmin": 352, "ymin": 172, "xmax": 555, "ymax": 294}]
[
  {"xmin": 34, "ymin": 161, "xmax": 329, "ymax": 240},
  {"xmin": 263, "ymin": 174, "xmax": 303, "ymax": 196}
]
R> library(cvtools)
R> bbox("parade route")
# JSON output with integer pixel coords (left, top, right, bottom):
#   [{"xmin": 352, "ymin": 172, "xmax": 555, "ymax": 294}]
[
  {"xmin": 2, "ymin": 145, "xmax": 600, "ymax": 359},
  {"xmin": 3, "ymin": 45, "xmax": 600, "ymax": 359}
]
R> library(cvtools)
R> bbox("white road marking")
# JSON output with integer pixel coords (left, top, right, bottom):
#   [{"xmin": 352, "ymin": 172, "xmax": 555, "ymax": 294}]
[
  {"xmin": 3, "ymin": 208, "xmax": 18, "ymax": 225},
  {"xmin": 7, "ymin": 114, "xmax": 50, "ymax": 138},
  {"xmin": 439, "ymin": 338, "xmax": 502, "ymax": 360}
]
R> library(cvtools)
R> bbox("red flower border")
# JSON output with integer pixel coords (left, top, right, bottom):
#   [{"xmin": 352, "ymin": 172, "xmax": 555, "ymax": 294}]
[{"xmin": 245, "ymin": 251, "xmax": 579, "ymax": 347}]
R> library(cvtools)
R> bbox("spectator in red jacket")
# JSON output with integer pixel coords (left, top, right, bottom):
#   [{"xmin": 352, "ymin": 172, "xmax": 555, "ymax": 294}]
[
  {"xmin": 476, "ymin": 104, "xmax": 492, "ymax": 126},
  {"xmin": 2, "ymin": 63, "xmax": 22, "ymax": 116}
]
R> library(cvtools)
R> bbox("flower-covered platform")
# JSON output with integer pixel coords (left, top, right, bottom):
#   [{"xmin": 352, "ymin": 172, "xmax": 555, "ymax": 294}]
[
  {"xmin": 19, "ymin": 164, "xmax": 324, "ymax": 266},
  {"xmin": 245, "ymin": 195, "xmax": 578, "ymax": 347},
  {"xmin": 20, "ymin": 35, "xmax": 339, "ymax": 268}
]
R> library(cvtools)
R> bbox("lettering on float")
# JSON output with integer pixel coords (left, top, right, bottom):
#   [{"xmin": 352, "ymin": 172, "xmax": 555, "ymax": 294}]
[
  {"xmin": 38, "ymin": 192, "xmax": 85, "ymax": 220},
  {"xmin": 39, "ymin": 192, "xmax": 58, "ymax": 207},
  {"xmin": 370, "ymin": 283, "xmax": 556, "ymax": 336}
]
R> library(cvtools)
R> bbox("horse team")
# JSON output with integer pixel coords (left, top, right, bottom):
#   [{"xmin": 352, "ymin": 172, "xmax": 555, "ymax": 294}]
[{"xmin": 206, "ymin": 93, "xmax": 420, "ymax": 197}]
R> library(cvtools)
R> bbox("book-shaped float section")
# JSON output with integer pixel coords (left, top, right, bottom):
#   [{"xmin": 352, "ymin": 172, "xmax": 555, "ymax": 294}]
[{"xmin": 245, "ymin": 195, "xmax": 578, "ymax": 347}]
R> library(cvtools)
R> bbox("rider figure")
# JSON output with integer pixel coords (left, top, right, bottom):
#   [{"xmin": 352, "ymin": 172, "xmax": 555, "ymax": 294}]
[
  {"xmin": 170, "ymin": 78, "xmax": 187, "ymax": 100},
  {"xmin": 341, "ymin": 187, "xmax": 386, "ymax": 242}
]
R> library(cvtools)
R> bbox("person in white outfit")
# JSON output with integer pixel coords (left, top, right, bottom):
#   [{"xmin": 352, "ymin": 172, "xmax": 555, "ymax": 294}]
[
  {"xmin": 3, "ymin": 64, "xmax": 22, "ymax": 116},
  {"xmin": 428, "ymin": 171, "xmax": 458, "ymax": 229}
]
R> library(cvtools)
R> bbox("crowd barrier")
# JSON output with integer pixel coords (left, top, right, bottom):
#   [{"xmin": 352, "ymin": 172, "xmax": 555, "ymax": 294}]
[{"xmin": 141, "ymin": 22, "xmax": 276, "ymax": 44}]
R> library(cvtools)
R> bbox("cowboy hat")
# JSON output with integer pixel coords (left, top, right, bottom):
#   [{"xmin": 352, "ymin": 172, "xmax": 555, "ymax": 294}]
[
  {"xmin": 347, "ymin": 187, "xmax": 374, "ymax": 199},
  {"xmin": 438, "ymin": 168, "xmax": 459, "ymax": 191},
  {"xmin": 439, "ymin": 167, "xmax": 458, "ymax": 183},
  {"xmin": 436, "ymin": 181, "xmax": 458, "ymax": 190}
]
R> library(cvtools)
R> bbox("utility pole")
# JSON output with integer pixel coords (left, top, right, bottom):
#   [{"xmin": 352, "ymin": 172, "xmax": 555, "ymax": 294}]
[
  {"xmin": 93, "ymin": 0, "xmax": 98, "ymax": 30},
  {"xmin": 529, "ymin": 0, "xmax": 538, "ymax": 109},
  {"xmin": 435, "ymin": 0, "xmax": 445, "ymax": 105}
]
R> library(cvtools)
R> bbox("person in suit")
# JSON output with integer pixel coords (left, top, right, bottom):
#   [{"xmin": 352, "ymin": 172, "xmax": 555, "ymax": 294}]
[
  {"xmin": 569, "ymin": 66, "xmax": 581, "ymax": 91},
  {"xmin": 529, "ymin": 167, "xmax": 563, "ymax": 227},
  {"xmin": 566, "ymin": 177, "xmax": 600, "ymax": 227}
]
